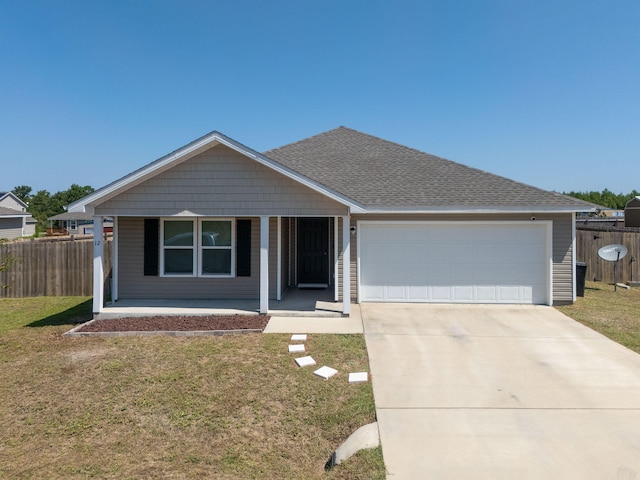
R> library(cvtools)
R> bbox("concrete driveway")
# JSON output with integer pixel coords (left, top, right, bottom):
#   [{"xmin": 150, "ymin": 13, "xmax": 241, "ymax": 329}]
[{"xmin": 362, "ymin": 304, "xmax": 640, "ymax": 479}]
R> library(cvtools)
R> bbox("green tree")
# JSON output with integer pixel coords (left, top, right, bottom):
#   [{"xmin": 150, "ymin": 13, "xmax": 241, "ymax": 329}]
[
  {"xmin": 52, "ymin": 184, "xmax": 94, "ymax": 208},
  {"xmin": 28, "ymin": 190, "xmax": 53, "ymax": 232},
  {"xmin": 27, "ymin": 184, "xmax": 95, "ymax": 233},
  {"xmin": 11, "ymin": 185, "xmax": 32, "ymax": 204},
  {"xmin": 564, "ymin": 189, "xmax": 639, "ymax": 210}
]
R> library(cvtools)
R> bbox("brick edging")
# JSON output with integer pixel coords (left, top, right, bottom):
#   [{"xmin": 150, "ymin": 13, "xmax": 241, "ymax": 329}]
[{"xmin": 62, "ymin": 320, "xmax": 264, "ymax": 337}]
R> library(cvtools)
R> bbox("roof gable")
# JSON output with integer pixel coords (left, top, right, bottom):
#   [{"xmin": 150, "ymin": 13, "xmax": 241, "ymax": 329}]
[
  {"xmin": 0, "ymin": 192, "xmax": 28, "ymax": 210},
  {"xmin": 68, "ymin": 131, "xmax": 362, "ymax": 214},
  {"xmin": 264, "ymin": 127, "xmax": 597, "ymax": 212},
  {"xmin": 93, "ymin": 144, "xmax": 349, "ymax": 217}
]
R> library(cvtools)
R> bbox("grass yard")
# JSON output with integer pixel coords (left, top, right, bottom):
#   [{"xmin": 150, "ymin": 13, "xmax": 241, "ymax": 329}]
[
  {"xmin": 0, "ymin": 297, "xmax": 385, "ymax": 479},
  {"xmin": 556, "ymin": 281, "xmax": 640, "ymax": 354}
]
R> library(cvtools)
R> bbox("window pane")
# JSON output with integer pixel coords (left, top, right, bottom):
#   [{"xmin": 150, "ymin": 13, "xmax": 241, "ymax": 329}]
[
  {"xmin": 201, "ymin": 221, "xmax": 231, "ymax": 246},
  {"xmin": 202, "ymin": 249, "xmax": 231, "ymax": 275},
  {"xmin": 164, "ymin": 221, "xmax": 193, "ymax": 246},
  {"xmin": 164, "ymin": 249, "xmax": 194, "ymax": 274}
]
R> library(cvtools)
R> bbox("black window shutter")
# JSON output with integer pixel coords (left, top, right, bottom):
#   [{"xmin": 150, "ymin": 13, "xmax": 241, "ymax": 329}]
[
  {"xmin": 236, "ymin": 219, "xmax": 251, "ymax": 277},
  {"xmin": 144, "ymin": 219, "xmax": 159, "ymax": 276}
]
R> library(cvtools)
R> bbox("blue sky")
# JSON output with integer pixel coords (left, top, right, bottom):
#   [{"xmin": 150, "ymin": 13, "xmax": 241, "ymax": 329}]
[{"xmin": 1, "ymin": 0, "xmax": 638, "ymax": 196}]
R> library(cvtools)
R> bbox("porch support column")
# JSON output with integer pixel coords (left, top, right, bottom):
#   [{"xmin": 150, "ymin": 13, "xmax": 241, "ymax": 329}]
[
  {"xmin": 112, "ymin": 216, "xmax": 119, "ymax": 302},
  {"xmin": 260, "ymin": 216, "xmax": 269, "ymax": 314},
  {"xmin": 276, "ymin": 216, "xmax": 282, "ymax": 301},
  {"xmin": 92, "ymin": 215, "xmax": 104, "ymax": 315},
  {"xmin": 334, "ymin": 216, "xmax": 339, "ymax": 301},
  {"xmin": 341, "ymin": 215, "xmax": 351, "ymax": 315}
]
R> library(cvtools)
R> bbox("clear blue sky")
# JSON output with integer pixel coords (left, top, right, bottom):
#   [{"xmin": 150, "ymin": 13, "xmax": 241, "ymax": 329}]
[{"xmin": 1, "ymin": 0, "xmax": 638, "ymax": 196}]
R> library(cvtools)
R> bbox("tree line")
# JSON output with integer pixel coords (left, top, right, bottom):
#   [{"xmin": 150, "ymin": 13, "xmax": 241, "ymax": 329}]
[
  {"xmin": 563, "ymin": 189, "xmax": 639, "ymax": 210},
  {"xmin": 12, "ymin": 184, "xmax": 95, "ymax": 233}
]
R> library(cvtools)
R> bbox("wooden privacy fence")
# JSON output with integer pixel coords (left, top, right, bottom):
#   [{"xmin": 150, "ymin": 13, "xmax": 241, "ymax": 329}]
[
  {"xmin": 576, "ymin": 226, "xmax": 640, "ymax": 284},
  {"xmin": 0, "ymin": 236, "xmax": 112, "ymax": 298}
]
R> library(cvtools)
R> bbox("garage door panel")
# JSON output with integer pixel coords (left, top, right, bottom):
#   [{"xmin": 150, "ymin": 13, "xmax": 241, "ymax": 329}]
[
  {"xmin": 364, "ymin": 284, "xmax": 385, "ymax": 301},
  {"xmin": 476, "ymin": 286, "xmax": 498, "ymax": 302},
  {"xmin": 452, "ymin": 286, "xmax": 474, "ymax": 301},
  {"xmin": 498, "ymin": 286, "xmax": 521, "ymax": 302},
  {"xmin": 431, "ymin": 286, "xmax": 452, "ymax": 301},
  {"xmin": 360, "ymin": 223, "xmax": 549, "ymax": 305},
  {"xmin": 386, "ymin": 286, "xmax": 408, "ymax": 301},
  {"xmin": 408, "ymin": 286, "xmax": 429, "ymax": 300}
]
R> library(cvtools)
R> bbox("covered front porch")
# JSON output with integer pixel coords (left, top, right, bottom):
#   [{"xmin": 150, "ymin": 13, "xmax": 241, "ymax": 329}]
[
  {"xmin": 96, "ymin": 287, "xmax": 346, "ymax": 319},
  {"xmin": 92, "ymin": 215, "xmax": 353, "ymax": 318}
]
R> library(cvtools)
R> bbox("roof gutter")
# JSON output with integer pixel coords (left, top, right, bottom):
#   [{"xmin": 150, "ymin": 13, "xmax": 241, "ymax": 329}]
[{"xmin": 359, "ymin": 206, "xmax": 598, "ymax": 214}]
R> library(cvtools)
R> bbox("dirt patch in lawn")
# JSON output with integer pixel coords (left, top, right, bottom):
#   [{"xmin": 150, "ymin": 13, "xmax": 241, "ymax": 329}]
[{"xmin": 77, "ymin": 315, "xmax": 270, "ymax": 333}]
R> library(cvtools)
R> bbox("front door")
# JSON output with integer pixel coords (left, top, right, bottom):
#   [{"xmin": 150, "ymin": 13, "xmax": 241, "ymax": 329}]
[{"xmin": 297, "ymin": 218, "xmax": 329, "ymax": 286}]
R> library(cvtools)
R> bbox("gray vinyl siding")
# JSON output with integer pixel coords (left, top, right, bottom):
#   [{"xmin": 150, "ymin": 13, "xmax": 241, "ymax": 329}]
[
  {"xmin": 0, "ymin": 217, "xmax": 24, "ymax": 240},
  {"xmin": 551, "ymin": 216, "xmax": 574, "ymax": 304},
  {"xmin": 342, "ymin": 213, "xmax": 574, "ymax": 305},
  {"xmin": 117, "ymin": 216, "xmax": 262, "ymax": 300},
  {"xmin": 336, "ymin": 216, "xmax": 357, "ymax": 302},
  {"xmin": 23, "ymin": 220, "xmax": 36, "ymax": 237},
  {"xmin": 95, "ymin": 144, "xmax": 348, "ymax": 217},
  {"xmin": 0, "ymin": 196, "xmax": 26, "ymax": 211}
]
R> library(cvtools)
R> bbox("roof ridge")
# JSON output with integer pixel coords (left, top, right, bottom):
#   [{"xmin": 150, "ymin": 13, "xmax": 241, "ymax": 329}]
[{"xmin": 263, "ymin": 126, "xmax": 347, "ymax": 155}]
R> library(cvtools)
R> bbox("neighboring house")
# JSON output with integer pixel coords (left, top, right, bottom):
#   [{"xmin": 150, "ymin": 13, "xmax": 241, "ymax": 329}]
[
  {"xmin": 67, "ymin": 127, "xmax": 597, "ymax": 316},
  {"xmin": 48, "ymin": 211, "xmax": 114, "ymax": 235},
  {"xmin": 0, "ymin": 191, "xmax": 36, "ymax": 240}
]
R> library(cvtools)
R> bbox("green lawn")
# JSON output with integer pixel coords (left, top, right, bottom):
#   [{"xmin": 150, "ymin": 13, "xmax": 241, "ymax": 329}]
[
  {"xmin": 0, "ymin": 297, "xmax": 385, "ymax": 479},
  {"xmin": 556, "ymin": 281, "xmax": 640, "ymax": 354},
  {"xmin": 9, "ymin": 283, "xmax": 634, "ymax": 479}
]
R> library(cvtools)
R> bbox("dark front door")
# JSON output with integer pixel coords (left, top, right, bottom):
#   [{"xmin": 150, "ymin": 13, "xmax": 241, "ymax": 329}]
[{"xmin": 298, "ymin": 218, "xmax": 329, "ymax": 286}]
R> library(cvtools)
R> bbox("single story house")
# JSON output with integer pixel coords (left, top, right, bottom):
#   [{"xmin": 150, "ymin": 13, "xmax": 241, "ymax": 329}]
[
  {"xmin": 67, "ymin": 127, "xmax": 596, "ymax": 316},
  {"xmin": 48, "ymin": 211, "xmax": 114, "ymax": 236},
  {"xmin": 0, "ymin": 191, "xmax": 36, "ymax": 240}
]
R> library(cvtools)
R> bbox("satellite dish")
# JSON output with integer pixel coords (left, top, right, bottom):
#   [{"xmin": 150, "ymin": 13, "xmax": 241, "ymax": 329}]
[
  {"xmin": 598, "ymin": 244, "xmax": 628, "ymax": 262},
  {"xmin": 597, "ymin": 244, "xmax": 628, "ymax": 292}
]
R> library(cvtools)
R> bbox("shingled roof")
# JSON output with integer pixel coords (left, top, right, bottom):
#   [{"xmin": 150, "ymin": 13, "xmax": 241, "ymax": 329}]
[
  {"xmin": 264, "ymin": 126, "xmax": 595, "ymax": 212},
  {"xmin": 0, "ymin": 206, "xmax": 29, "ymax": 216}
]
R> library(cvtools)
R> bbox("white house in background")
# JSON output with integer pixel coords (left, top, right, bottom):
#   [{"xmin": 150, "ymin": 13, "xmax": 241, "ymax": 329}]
[
  {"xmin": 66, "ymin": 127, "xmax": 598, "ymax": 317},
  {"xmin": 0, "ymin": 191, "xmax": 36, "ymax": 240}
]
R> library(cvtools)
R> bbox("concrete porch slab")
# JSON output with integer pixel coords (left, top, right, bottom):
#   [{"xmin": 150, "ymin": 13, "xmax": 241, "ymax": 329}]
[
  {"xmin": 264, "ymin": 305, "xmax": 364, "ymax": 334},
  {"xmin": 97, "ymin": 288, "xmax": 347, "ymax": 320}
]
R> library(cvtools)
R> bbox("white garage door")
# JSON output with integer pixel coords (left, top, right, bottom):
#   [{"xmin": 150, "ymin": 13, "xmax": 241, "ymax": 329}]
[{"xmin": 359, "ymin": 222, "xmax": 550, "ymax": 304}]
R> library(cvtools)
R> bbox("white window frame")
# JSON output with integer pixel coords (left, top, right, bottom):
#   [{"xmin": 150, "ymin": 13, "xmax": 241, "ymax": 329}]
[
  {"xmin": 199, "ymin": 218, "xmax": 235, "ymax": 277},
  {"xmin": 160, "ymin": 218, "xmax": 235, "ymax": 278}
]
